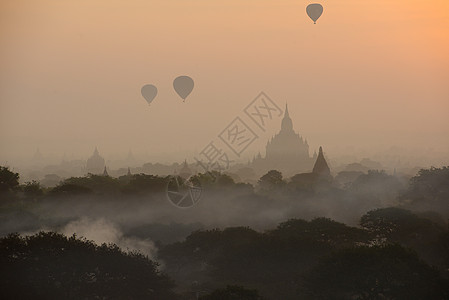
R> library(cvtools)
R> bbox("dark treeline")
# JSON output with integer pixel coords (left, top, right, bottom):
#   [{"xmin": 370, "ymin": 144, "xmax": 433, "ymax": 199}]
[
  {"xmin": 1, "ymin": 209, "xmax": 449, "ymax": 299},
  {"xmin": 1, "ymin": 166, "xmax": 448, "ymax": 232},
  {"xmin": 0, "ymin": 166, "xmax": 449, "ymax": 299},
  {"xmin": 158, "ymin": 210, "xmax": 449, "ymax": 299},
  {"xmin": 0, "ymin": 232, "xmax": 177, "ymax": 300},
  {"xmin": 2, "ymin": 166, "xmax": 448, "ymax": 207}
]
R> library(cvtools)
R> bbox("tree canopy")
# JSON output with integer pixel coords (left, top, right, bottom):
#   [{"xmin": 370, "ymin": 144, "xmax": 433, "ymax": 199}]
[
  {"xmin": 301, "ymin": 244, "xmax": 449, "ymax": 299},
  {"xmin": 0, "ymin": 231, "xmax": 178, "ymax": 300},
  {"xmin": 200, "ymin": 285, "xmax": 265, "ymax": 300},
  {"xmin": 0, "ymin": 166, "xmax": 19, "ymax": 193}
]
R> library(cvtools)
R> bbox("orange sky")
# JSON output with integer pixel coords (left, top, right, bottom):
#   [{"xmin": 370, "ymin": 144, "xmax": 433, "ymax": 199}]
[{"xmin": 1, "ymin": 0, "xmax": 448, "ymax": 165}]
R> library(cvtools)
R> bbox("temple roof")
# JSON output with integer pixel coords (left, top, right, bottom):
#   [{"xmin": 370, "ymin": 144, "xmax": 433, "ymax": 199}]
[
  {"xmin": 281, "ymin": 103, "xmax": 293, "ymax": 132},
  {"xmin": 312, "ymin": 146, "xmax": 330, "ymax": 175}
]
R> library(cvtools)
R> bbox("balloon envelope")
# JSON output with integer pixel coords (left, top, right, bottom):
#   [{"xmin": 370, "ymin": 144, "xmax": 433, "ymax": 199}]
[
  {"xmin": 141, "ymin": 84, "xmax": 158, "ymax": 105},
  {"xmin": 173, "ymin": 76, "xmax": 194, "ymax": 100},
  {"xmin": 306, "ymin": 3, "xmax": 323, "ymax": 24}
]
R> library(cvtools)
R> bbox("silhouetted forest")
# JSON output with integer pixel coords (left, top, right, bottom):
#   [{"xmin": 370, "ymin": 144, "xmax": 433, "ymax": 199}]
[{"xmin": 0, "ymin": 166, "xmax": 448, "ymax": 299}]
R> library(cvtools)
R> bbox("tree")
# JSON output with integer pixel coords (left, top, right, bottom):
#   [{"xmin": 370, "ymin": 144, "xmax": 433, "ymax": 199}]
[
  {"xmin": 159, "ymin": 218, "xmax": 449, "ymax": 300},
  {"xmin": 272, "ymin": 218, "xmax": 370, "ymax": 248},
  {"xmin": 301, "ymin": 245, "xmax": 449, "ymax": 299},
  {"xmin": 349, "ymin": 170, "xmax": 404, "ymax": 207},
  {"xmin": 401, "ymin": 166, "xmax": 449, "ymax": 212},
  {"xmin": 50, "ymin": 183, "xmax": 93, "ymax": 197},
  {"xmin": 161, "ymin": 220, "xmax": 358, "ymax": 300},
  {"xmin": 440, "ymin": 230, "xmax": 449, "ymax": 277},
  {"xmin": 360, "ymin": 207, "xmax": 448, "ymax": 267},
  {"xmin": 192, "ymin": 172, "xmax": 237, "ymax": 189},
  {"xmin": 0, "ymin": 232, "xmax": 178, "ymax": 300},
  {"xmin": 257, "ymin": 170, "xmax": 285, "ymax": 192},
  {"xmin": 287, "ymin": 172, "xmax": 334, "ymax": 196},
  {"xmin": 216, "ymin": 173, "xmax": 235, "ymax": 187},
  {"xmin": 121, "ymin": 173, "xmax": 168, "ymax": 195},
  {"xmin": 62, "ymin": 174, "xmax": 121, "ymax": 195},
  {"xmin": 0, "ymin": 166, "xmax": 19, "ymax": 193},
  {"xmin": 335, "ymin": 171, "xmax": 364, "ymax": 188},
  {"xmin": 22, "ymin": 180, "xmax": 44, "ymax": 199},
  {"xmin": 361, "ymin": 207, "xmax": 422, "ymax": 235},
  {"xmin": 199, "ymin": 285, "xmax": 265, "ymax": 300}
]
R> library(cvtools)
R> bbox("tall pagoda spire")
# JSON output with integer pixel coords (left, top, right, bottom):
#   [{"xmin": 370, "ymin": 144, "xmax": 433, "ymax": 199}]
[
  {"xmin": 103, "ymin": 166, "xmax": 109, "ymax": 176},
  {"xmin": 312, "ymin": 146, "xmax": 330, "ymax": 176},
  {"xmin": 86, "ymin": 147, "xmax": 105, "ymax": 175},
  {"xmin": 281, "ymin": 103, "xmax": 293, "ymax": 132}
]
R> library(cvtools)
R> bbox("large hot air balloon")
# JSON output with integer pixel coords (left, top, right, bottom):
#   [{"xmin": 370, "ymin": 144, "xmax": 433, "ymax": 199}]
[
  {"xmin": 307, "ymin": 3, "xmax": 323, "ymax": 24},
  {"xmin": 173, "ymin": 76, "xmax": 194, "ymax": 102},
  {"xmin": 141, "ymin": 84, "xmax": 158, "ymax": 105}
]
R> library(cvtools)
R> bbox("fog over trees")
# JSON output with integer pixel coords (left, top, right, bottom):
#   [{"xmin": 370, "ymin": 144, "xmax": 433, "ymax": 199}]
[
  {"xmin": 1, "ymin": 0, "xmax": 447, "ymax": 298},
  {"xmin": 0, "ymin": 165, "xmax": 448, "ymax": 299}
]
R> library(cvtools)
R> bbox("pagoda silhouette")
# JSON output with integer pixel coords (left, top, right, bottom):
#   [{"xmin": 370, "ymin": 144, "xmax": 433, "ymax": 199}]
[{"xmin": 250, "ymin": 104, "xmax": 319, "ymax": 176}]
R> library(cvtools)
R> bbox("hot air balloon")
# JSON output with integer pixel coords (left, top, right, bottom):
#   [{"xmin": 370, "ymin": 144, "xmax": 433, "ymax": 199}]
[
  {"xmin": 141, "ymin": 84, "xmax": 158, "ymax": 105},
  {"xmin": 173, "ymin": 76, "xmax": 194, "ymax": 102},
  {"xmin": 307, "ymin": 3, "xmax": 323, "ymax": 24}
]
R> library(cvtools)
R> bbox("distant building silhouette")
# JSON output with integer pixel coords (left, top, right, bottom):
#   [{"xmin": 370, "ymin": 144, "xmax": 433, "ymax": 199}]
[
  {"xmin": 312, "ymin": 146, "xmax": 330, "ymax": 176},
  {"xmin": 103, "ymin": 166, "xmax": 109, "ymax": 176},
  {"xmin": 86, "ymin": 147, "xmax": 105, "ymax": 175},
  {"xmin": 290, "ymin": 146, "xmax": 332, "ymax": 186},
  {"xmin": 250, "ymin": 104, "xmax": 314, "ymax": 176},
  {"xmin": 179, "ymin": 160, "xmax": 192, "ymax": 179}
]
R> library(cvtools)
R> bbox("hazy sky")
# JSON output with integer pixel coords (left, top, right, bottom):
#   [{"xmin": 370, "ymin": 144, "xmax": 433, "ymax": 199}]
[{"xmin": 1, "ymin": 0, "xmax": 448, "ymax": 164}]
